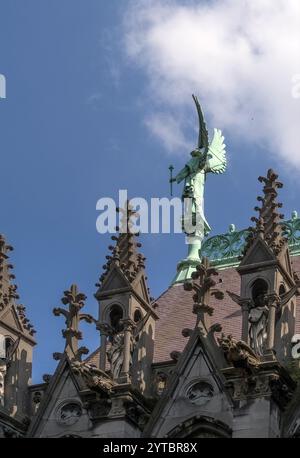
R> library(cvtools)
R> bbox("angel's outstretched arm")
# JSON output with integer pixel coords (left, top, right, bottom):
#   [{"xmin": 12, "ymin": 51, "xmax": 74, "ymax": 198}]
[{"xmin": 175, "ymin": 165, "xmax": 190, "ymax": 183}]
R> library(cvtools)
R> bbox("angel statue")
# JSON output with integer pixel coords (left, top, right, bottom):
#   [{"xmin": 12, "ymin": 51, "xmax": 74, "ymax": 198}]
[{"xmin": 170, "ymin": 95, "xmax": 227, "ymax": 263}]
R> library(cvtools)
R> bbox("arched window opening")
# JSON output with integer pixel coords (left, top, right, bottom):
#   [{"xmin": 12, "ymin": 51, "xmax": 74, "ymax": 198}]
[
  {"xmin": 252, "ymin": 279, "xmax": 268, "ymax": 307},
  {"xmin": 279, "ymin": 284, "xmax": 286, "ymax": 296},
  {"xmin": 0, "ymin": 335, "xmax": 15, "ymax": 360},
  {"xmin": 109, "ymin": 305, "xmax": 123, "ymax": 333},
  {"xmin": 134, "ymin": 309, "xmax": 142, "ymax": 323},
  {"xmin": 5, "ymin": 337, "xmax": 14, "ymax": 360}
]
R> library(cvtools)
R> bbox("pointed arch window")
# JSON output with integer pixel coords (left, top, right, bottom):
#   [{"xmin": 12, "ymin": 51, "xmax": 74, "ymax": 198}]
[{"xmin": 0, "ymin": 335, "xmax": 17, "ymax": 361}]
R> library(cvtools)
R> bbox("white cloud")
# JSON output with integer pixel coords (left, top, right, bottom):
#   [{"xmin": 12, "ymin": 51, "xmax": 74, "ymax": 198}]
[
  {"xmin": 123, "ymin": 0, "xmax": 300, "ymax": 168},
  {"xmin": 145, "ymin": 112, "xmax": 189, "ymax": 154}
]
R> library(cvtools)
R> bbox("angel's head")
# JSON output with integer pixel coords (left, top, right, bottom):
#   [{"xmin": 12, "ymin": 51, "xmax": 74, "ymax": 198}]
[{"xmin": 190, "ymin": 148, "xmax": 204, "ymax": 158}]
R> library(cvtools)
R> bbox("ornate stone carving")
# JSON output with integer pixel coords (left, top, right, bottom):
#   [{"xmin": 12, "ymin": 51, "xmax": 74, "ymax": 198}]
[
  {"xmin": 58, "ymin": 402, "xmax": 82, "ymax": 425},
  {"xmin": 71, "ymin": 360, "xmax": 115, "ymax": 392},
  {"xmin": 182, "ymin": 328, "xmax": 193, "ymax": 338},
  {"xmin": 107, "ymin": 329, "xmax": 126, "ymax": 380},
  {"xmin": 155, "ymin": 372, "xmax": 168, "ymax": 396},
  {"xmin": 42, "ymin": 374, "xmax": 52, "ymax": 383},
  {"xmin": 105, "ymin": 313, "xmax": 150, "ymax": 381},
  {"xmin": 184, "ymin": 257, "xmax": 224, "ymax": 328},
  {"xmin": 218, "ymin": 334, "xmax": 260, "ymax": 374},
  {"xmin": 32, "ymin": 390, "xmax": 43, "ymax": 414},
  {"xmin": 53, "ymin": 284, "xmax": 96, "ymax": 361},
  {"xmin": 269, "ymin": 374, "xmax": 294, "ymax": 409},
  {"xmin": 224, "ymin": 374, "xmax": 270, "ymax": 400},
  {"xmin": 170, "ymin": 351, "xmax": 181, "ymax": 362},
  {"xmin": 0, "ymin": 235, "xmax": 35, "ymax": 335},
  {"xmin": 248, "ymin": 305, "xmax": 269, "ymax": 356},
  {"xmin": 243, "ymin": 169, "xmax": 287, "ymax": 257},
  {"xmin": 32, "ymin": 391, "xmax": 42, "ymax": 405},
  {"xmin": 186, "ymin": 381, "xmax": 214, "ymax": 405},
  {"xmin": 123, "ymin": 399, "xmax": 150, "ymax": 430},
  {"xmin": 97, "ymin": 201, "xmax": 147, "ymax": 286}
]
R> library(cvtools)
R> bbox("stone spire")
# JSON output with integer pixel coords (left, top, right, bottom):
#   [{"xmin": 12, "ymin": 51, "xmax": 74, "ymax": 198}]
[
  {"xmin": 0, "ymin": 234, "xmax": 35, "ymax": 336},
  {"xmin": 243, "ymin": 169, "xmax": 287, "ymax": 256},
  {"xmin": 53, "ymin": 284, "xmax": 96, "ymax": 361},
  {"xmin": 0, "ymin": 235, "xmax": 19, "ymax": 312},
  {"xmin": 96, "ymin": 201, "xmax": 148, "ymax": 289}
]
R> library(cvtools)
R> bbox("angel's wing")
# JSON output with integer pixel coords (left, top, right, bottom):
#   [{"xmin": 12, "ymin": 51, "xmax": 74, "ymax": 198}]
[
  {"xmin": 192, "ymin": 94, "xmax": 208, "ymax": 152},
  {"xmin": 226, "ymin": 290, "xmax": 242, "ymax": 306},
  {"xmin": 237, "ymin": 340, "xmax": 258, "ymax": 359},
  {"xmin": 207, "ymin": 128, "xmax": 227, "ymax": 174}
]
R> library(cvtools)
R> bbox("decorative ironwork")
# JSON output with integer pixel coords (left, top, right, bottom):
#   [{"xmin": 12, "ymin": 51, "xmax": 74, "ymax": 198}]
[
  {"xmin": 282, "ymin": 211, "xmax": 300, "ymax": 255},
  {"xmin": 201, "ymin": 212, "xmax": 300, "ymax": 269}
]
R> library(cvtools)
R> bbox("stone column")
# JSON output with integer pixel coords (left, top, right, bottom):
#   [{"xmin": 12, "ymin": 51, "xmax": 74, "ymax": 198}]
[
  {"xmin": 119, "ymin": 319, "xmax": 135, "ymax": 382},
  {"xmin": 266, "ymin": 295, "xmax": 280, "ymax": 351},
  {"xmin": 97, "ymin": 323, "xmax": 110, "ymax": 371},
  {"xmin": 241, "ymin": 301, "xmax": 250, "ymax": 343}
]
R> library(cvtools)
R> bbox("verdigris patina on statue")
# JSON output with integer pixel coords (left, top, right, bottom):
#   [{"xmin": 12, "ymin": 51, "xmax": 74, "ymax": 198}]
[{"xmin": 171, "ymin": 95, "xmax": 227, "ymax": 283}]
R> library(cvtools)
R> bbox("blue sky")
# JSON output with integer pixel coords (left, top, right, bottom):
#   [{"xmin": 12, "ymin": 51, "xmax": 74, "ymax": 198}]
[{"xmin": 0, "ymin": 0, "xmax": 299, "ymax": 383}]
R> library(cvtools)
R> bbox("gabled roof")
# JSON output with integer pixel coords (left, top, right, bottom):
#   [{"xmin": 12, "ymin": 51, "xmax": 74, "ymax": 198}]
[
  {"xmin": 144, "ymin": 325, "xmax": 232, "ymax": 437},
  {"xmin": 27, "ymin": 355, "xmax": 88, "ymax": 437}
]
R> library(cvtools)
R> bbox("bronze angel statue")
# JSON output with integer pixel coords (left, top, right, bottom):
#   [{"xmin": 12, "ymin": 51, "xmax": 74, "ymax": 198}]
[{"xmin": 171, "ymin": 95, "xmax": 227, "ymax": 261}]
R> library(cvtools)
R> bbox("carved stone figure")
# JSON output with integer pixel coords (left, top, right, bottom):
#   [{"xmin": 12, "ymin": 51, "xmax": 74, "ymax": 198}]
[
  {"xmin": 71, "ymin": 360, "xmax": 115, "ymax": 391},
  {"xmin": 249, "ymin": 305, "xmax": 269, "ymax": 356},
  {"xmin": 106, "ymin": 311, "xmax": 151, "ymax": 380},
  {"xmin": 218, "ymin": 334, "xmax": 260, "ymax": 374},
  {"xmin": 107, "ymin": 328, "xmax": 126, "ymax": 380}
]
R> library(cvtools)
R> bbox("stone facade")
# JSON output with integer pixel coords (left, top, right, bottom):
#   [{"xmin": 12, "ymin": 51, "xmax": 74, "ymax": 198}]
[{"xmin": 1, "ymin": 171, "xmax": 300, "ymax": 438}]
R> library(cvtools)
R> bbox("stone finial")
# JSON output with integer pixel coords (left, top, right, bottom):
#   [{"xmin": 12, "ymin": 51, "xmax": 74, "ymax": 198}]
[
  {"xmin": 97, "ymin": 200, "xmax": 147, "ymax": 287},
  {"xmin": 243, "ymin": 169, "xmax": 287, "ymax": 256},
  {"xmin": 0, "ymin": 235, "xmax": 35, "ymax": 336},
  {"xmin": 0, "ymin": 235, "xmax": 18, "ymax": 311},
  {"xmin": 53, "ymin": 284, "xmax": 96, "ymax": 361},
  {"xmin": 183, "ymin": 257, "xmax": 224, "ymax": 329}
]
